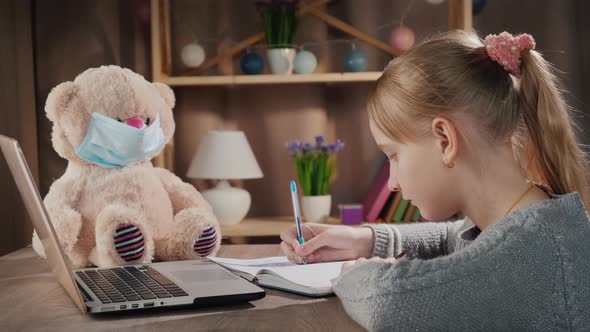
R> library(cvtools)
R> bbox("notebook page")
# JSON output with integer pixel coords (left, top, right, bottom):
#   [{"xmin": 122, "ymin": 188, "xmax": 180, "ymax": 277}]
[
  {"xmin": 210, "ymin": 256, "xmax": 293, "ymax": 267},
  {"xmin": 209, "ymin": 256, "xmax": 293, "ymax": 278},
  {"xmin": 262, "ymin": 260, "xmax": 348, "ymax": 289},
  {"xmin": 210, "ymin": 256, "xmax": 351, "ymax": 289}
]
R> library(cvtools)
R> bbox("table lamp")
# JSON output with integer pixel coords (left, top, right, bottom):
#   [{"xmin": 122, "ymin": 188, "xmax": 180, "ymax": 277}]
[{"xmin": 187, "ymin": 130, "xmax": 263, "ymax": 225}]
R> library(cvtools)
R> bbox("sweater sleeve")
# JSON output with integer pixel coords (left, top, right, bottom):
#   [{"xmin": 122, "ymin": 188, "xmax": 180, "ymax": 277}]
[
  {"xmin": 362, "ymin": 219, "xmax": 466, "ymax": 259},
  {"xmin": 332, "ymin": 259, "xmax": 466, "ymax": 331}
]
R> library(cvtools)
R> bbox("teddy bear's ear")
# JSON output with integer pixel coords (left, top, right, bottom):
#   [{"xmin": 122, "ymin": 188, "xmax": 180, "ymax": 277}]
[
  {"xmin": 45, "ymin": 81, "xmax": 77, "ymax": 122},
  {"xmin": 153, "ymin": 82, "xmax": 175, "ymax": 109}
]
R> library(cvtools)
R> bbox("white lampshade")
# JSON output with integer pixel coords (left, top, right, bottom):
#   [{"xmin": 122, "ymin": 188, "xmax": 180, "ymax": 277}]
[
  {"xmin": 186, "ymin": 130, "xmax": 263, "ymax": 225},
  {"xmin": 187, "ymin": 130, "xmax": 263, "ymax": 180}
]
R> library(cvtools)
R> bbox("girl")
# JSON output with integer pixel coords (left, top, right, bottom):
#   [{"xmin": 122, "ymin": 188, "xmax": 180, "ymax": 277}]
[{"xmin": 280, "ymin": 30, "xmax": 590, "ymax": 330}]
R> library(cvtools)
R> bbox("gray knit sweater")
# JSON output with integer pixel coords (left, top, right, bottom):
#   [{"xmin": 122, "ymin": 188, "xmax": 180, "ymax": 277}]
[{"xmin": 332, "ymin": 192, "xmax": 590, "ymax": 331}]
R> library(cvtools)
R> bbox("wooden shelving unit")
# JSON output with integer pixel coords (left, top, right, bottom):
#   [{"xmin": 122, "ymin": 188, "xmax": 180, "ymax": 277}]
[
  {"xmin": 156, "ymin": 71, "xmax": 383, "ymax": 86},
  {"xmin": 150, "ymin": 0, "xmax": 472, "ymax": 87},
  {"xmin": 150, "ymin": 1, "xmax": 473, "ymax": 235}
]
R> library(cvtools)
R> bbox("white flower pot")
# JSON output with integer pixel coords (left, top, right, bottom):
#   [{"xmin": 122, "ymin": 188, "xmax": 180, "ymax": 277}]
[
  {"xmin": 301, "ymin": 195, "xmax": 332, "ymax": 223},
  {"xmin": 266, "ymin": 48, "xmax": 296, "ymax": 75}
]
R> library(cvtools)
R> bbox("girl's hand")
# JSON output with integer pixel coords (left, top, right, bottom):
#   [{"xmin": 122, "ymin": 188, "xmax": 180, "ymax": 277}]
[
  {"xmin": 280, "ymin": 223, "xmax": 374, "ymax": 264},
  {"xmin": 340, "ymin": 256, "xmax": 399, "ymax": 273}
]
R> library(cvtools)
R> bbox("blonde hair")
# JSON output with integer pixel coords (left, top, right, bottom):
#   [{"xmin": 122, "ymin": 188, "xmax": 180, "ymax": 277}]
[{"xmin": 368, "ymin": 30, "xmax": 590, "ymax": 210}]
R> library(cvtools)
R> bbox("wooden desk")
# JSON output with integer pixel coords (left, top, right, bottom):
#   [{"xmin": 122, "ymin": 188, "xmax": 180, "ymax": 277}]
[{"xmin": 0, "ymin": 245, "xmax": 363, "ymax": 331}]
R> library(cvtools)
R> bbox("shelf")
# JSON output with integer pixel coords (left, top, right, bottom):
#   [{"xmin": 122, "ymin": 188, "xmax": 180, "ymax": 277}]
[
  {"xmin": 220, "ymin": 216, "xmax": 341, "ymax": 238},
  {"xmin": 220, "ymin": 217, "xmax": 292, "ymax": 238},
  {"xmin": 155, "ymin": 72, "xmax": 383, "ymax": 86},
  {"xmin": 151, "ymin": 0, "xmax": 473, "ymax": 88},
  {"xmin": 220, "ymin": 216, "xmax": 426, "ymax": 239}
]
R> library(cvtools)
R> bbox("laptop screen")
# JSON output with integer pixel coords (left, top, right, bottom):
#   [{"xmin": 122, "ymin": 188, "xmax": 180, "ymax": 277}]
[{"xmin": 0, "ymin": 135, "xmax": 86, "ymax": 313}]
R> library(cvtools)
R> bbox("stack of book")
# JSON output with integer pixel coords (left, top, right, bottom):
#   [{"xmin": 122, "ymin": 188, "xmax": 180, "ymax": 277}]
[{"xmin": 362, "ymin": 160, "xmax": 426, "ymax": 224}]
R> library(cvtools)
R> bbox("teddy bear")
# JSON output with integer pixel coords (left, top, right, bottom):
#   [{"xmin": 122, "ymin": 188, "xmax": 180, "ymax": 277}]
[{"xmin": 32, "ymin": 65, "xmax": 221, "ymax": 268}]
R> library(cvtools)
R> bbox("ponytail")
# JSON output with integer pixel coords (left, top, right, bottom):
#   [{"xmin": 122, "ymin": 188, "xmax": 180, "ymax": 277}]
[{"xmin": 518, "ymin": 50, "xmax": 590, "ymax": 209}]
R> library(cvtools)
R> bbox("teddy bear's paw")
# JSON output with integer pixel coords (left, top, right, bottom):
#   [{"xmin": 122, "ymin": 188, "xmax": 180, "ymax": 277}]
[
  {"xmin": 193, "ymin": 225, "xmax": 218, "ymax": 257},
  {"xmin": 113, "ymin": 223, "xmax": 145, "ymax": 262}
]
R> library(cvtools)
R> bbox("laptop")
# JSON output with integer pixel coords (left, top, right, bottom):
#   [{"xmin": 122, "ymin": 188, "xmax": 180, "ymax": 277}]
[{"xmin": 0, "ymin": 134, "xmax": 266, "ymax": 313}]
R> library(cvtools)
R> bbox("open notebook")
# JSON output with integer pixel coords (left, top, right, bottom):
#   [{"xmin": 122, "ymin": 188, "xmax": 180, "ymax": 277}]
[{"xmin": 209, "ymin": 256, "xmax": 352, "ymax": 297}]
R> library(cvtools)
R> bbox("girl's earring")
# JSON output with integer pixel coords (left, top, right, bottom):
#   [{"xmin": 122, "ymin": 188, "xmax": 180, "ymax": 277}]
[{"xmin": 443, "ymin": 158, "xmax": 455, "ymax": 168}]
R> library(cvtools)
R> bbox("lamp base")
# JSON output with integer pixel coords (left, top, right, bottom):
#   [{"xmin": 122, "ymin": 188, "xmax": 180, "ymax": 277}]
[{"xmin": 201, "ymin": 180, "xmax": 251, "ymax": 225}]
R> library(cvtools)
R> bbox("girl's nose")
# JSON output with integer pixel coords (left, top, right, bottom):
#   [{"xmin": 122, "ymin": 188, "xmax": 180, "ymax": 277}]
[
  {"xmin": 388, "ymin": 176, "xmax": 401, "ymax": 192},
  {"xmin": 389, "ymin": 184, "xmax": 401, "ymax": 192},
  {"xmin": 125, "ymin": 116, "xmax": 144, "ymax": 129}
]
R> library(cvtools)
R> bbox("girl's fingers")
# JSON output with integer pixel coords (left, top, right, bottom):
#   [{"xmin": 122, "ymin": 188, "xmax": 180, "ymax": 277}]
[
  {"xmin": 280, "ymin": 227, "xmax": 297, "ymax": 244},
  {"xmin": 280, "ymin": 224, "xmax": 323, "ymax": 248},
  {"xmin": 294, "ymin": 231, "xmax": 331, "ymax": 256},
  {"xmin": 280, "ymin": 241, "xmax": 302, "ymax": 264}
]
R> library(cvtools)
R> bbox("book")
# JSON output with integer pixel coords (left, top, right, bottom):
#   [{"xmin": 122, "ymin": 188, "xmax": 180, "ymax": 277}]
[
  {"xmin": 392, "ymin": 198, "xmax": 411, "ymax": 223},
  {"xmin": 362, "ymin": 160, "xmax": 391, "ymax": 222},
  {"xmin": 380, "ymin": 192, "xmax": 398, "ymax": 223},
  {"xmin": 411, "ymin": 207, "xmax": 421, "ymax": 222},
  {"xmin": 403, "ymin": 204, "xmax": 417, "ymax": 223},
  {"xmin": 386, "ymin": 192, "xmax": 403, "ymax": 223},
  {"xmin": 209, "ymin": 256, "xmax": 353, "ymax": 297}
]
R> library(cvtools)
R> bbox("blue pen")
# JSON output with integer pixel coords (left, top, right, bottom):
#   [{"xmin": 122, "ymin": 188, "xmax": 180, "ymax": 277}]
[{"xmin": 290, "ymin": 180, "xmax": 307, "ymax": 264}]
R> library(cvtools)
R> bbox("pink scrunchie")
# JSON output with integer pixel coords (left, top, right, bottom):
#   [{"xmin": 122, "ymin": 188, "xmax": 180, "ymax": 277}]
[{"xmin": 484, "ymin": 32, "xmax": 536, "ymax": 76}]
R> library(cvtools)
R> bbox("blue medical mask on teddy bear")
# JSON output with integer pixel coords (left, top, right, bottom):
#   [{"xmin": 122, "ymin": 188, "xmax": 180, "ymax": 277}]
[{"xmin": 75, "ymin": 112, "xmax": 165, "ymax": 168}]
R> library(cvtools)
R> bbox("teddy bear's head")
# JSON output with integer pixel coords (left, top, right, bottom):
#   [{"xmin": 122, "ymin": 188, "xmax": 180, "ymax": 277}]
[{"xmin": 45, "ymin": 65, "xmax": 175, "ymax": 165}]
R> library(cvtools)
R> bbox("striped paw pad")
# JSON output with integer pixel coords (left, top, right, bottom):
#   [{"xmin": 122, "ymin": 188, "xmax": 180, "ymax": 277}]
[
  {"xmin": 194, "ymin": 226, "xmax": 217, "ymax": 257},
  {"xmin": 113, "ymin": 224, "xmax": 144, "ymax": 262}
]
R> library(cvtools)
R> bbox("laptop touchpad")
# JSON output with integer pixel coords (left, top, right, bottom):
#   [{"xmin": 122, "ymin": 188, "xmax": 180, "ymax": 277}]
[{"xmin": 170, "ymin": 268, "xmax": 236, "ymax": 283}]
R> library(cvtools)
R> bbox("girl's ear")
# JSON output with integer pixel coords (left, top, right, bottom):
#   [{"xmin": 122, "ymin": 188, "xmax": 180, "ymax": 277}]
[
  {"xmin": 45, "ymin": 81, "xmax": 77, "ymax": 122},
  {"xmin": 431, "ymin": 117, "xmax": 460, "ymax": 165},
  {"xmin": 153, "ymin": 82, "xmax": 175, "ymax": 109}
]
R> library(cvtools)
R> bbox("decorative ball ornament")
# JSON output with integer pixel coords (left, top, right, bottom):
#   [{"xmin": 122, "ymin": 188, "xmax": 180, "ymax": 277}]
[
  {"xmin": 181, "ymin": 42, "xmax": 206, "ymax": 68},
  {"xmin": 240, "ymin": 51, "xmax": 264, "ymax": 75},
  {"xmin": 389, "ymin": 26, "xmax": 416, "ymax": 52},
  {"xmin": 344, "ymin": 46, "xmax": 368, "ymax": 72},
  {"xmin": 472, "ymin": 0, "xmax": 487, "ymax": 15},
  {"xmin": 425, "ymin": 0, "xmax": 445, "ymax": 4},
  {"xmin": 294, "ymin": 50, "xmax": 317, "ymax": 74}
]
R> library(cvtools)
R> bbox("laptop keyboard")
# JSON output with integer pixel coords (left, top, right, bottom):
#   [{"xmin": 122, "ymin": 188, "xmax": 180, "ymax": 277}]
[{"xmin": 76, "ymin": 266, "xmax": 188, "ymax": 304}]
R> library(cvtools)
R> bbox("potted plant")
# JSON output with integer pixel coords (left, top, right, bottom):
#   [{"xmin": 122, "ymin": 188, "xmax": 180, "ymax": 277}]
[
  {"xmin": 287, "ymin": 136, "xmax": 345, "ymax": 222},
  {"xmin": 256, "ymin": 0, "xmax": 299, "ymax": 74}
]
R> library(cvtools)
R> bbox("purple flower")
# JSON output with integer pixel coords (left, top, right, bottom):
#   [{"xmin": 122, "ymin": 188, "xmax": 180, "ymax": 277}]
[
  {"xmin": 286, "ymin": 140, "xmax": 303, "ymax": 156},
  {"xmin": 288, "ymin": 137, "xmax": 344, "ymax": 156},
  {"xmin": 315, "ymin": 135, "xmax": 325, "ymax": 149}
]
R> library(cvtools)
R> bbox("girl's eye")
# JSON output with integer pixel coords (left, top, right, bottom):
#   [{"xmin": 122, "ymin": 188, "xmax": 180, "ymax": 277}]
[{"xmin": 145, "ymin": 117, "xmax": 150, "ymax": 125}]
